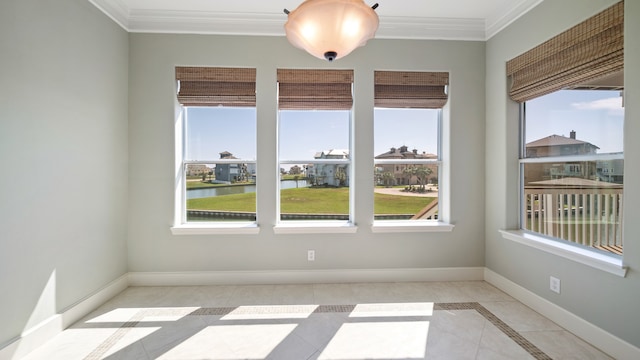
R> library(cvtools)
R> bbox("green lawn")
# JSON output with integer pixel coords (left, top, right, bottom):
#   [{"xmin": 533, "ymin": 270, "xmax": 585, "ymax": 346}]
[
  {"xmin": 374, "ymin": 193, "xmax": 435, "ymax": 214},
  {"xmin": 187, "ymin": 187, "xmax": 435, "ymax": 215}
]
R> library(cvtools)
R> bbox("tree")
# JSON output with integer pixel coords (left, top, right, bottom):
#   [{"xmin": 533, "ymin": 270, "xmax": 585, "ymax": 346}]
[
  {"xmin": 382, "ymin": 171, "xmax": 395, "ymax": 187},
  {"xmin": 403, "ymin": 166, "xmax": 418, "ymax": 185},
  {"xmin": 335, "ymin": 166, "xmax": 347, "ymax": 186},
  {"xmin": 289, "ymin": 165, "xmax": 302, "ymax": 175},
  {"xmin": 415, "ymin": 166, "xmax": 433, "ymax": 191}
]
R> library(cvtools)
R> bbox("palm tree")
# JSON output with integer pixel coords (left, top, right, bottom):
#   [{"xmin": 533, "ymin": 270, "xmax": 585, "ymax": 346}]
[
  {"xmin": 382, "ymin": 171, "xmax": 395, "ymax": 187},
  {"xmin": 403, "ymin": 166, "xmax": 418, "ymax": 186},
  {"xmin": 415, "ymin": 166, "xmax": 433, "ymax": 191}
]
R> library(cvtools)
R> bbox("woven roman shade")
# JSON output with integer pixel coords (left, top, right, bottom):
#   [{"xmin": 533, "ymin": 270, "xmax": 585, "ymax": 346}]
[
  {"xmin": 278, "ymin": 69, "xmax": 354, "ymax": 110},
  {"xmin": 176, "ymin": 67, "xmax": 256, "ymax": 107},
  {"xmin": 507, "ymin": 1, "xmax": 623, "ymax": 102},
  {"xmin": 375, "ymin": 71, "xmax": 449, "ymax": 109}
]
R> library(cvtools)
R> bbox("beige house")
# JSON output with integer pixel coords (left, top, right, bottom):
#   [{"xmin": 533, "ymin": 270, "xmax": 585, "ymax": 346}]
[
  {"xmin": 375, "ymin": 145, "xmax": 438, "ymax": 185},
  {"xmin": 524, "ymin": 131, "xmax": 601, "ymax": 183},
  {"xmin": 185, "ymin": 164, "xmax": 211, "ymax": 176}
]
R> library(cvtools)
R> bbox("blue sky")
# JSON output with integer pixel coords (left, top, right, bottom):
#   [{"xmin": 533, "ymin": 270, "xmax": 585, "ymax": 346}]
[
  {"xmin": 185, "ymin": 89, "xmax": 623, "ymax": 162},
  {"xmin": 525, "ymin": 89, "xmax": 624, "ymax": 154},
  {"xmin": 186, "ymin": 107, "xmax": 440, "ymax": 161}
]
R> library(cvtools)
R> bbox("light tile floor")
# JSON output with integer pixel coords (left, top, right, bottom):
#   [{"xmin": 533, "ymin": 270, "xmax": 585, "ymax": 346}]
[{"xmin": 21, "ymin": 281, "xmax": 612, "ymax": 360}]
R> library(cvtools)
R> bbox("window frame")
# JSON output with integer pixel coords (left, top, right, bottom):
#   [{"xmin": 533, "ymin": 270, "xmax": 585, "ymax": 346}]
[
  {"xmin": 502, "ymin": 96, "xmax": 627, "ymax": 277},
  {"xmin": 273, "ymin": 69, "xmax": 357, "ymax": 234},
  {"xmin": 274, "ymin": 109, "xmax": 356, "ymax": 234},
  {"xmin": 171, "ymin": 66, "xmax": 260, "ymax": 235},
  {"xmin": 372, "ymin": 109, "xmax": 444, "ymax": 227},
  {"xmin": 518, "ymin": 95, "xmax": 625, "ymax": 250},
  {"xmin": 370, "ymin": 70, "xmax": 453, "ymax": 233}
]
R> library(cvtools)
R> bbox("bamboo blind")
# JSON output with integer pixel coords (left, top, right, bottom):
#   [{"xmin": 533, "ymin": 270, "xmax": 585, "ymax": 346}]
[
  {"xmin": 175, "ymin": 67, "xmax": 256, "ymax": 107},
  {"xmin": 507, "ymin": 1, "xmax": 623, "ymax": 102},
  {"xmin": 277, "ymin": 69, "xmax": 354, "ymax": 110},
  {"xmin": 375, "ymin": 71, "xmax": 449, "ymax": 109}
]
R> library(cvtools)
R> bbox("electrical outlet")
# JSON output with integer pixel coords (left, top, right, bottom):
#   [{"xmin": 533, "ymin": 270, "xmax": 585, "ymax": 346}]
[
  {"xmin": 550, "ymin": 276, "xmax": 561, "ymax": 294},
  {"xmin": 307, "ymin": 250, "xmax": 315, "ymax": 261}
]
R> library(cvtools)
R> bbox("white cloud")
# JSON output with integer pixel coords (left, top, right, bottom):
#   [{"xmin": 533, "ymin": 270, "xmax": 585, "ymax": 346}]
[{"xmin": 571, "ymin": 96, "xmax": 623, "ymax": 114}]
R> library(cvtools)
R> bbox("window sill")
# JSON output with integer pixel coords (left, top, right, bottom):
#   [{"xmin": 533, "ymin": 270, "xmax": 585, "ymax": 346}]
[
  {"xmin": 499, "ymin": 230, "xmax": 627, "ymax": 277},
  {"xmin": 372, "ymin": 221, "xmax": 454, "ymax": 233},
  {"xmin": 273, "ymin": 221, "xmax": 358, "ymax": 234},
  {"xmin": 171, "ymin": 222, "xmax": 259, "ymax": 235}
]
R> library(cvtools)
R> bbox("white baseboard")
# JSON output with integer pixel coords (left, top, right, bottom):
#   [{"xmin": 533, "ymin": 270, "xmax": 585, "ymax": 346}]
[
  {"xmin": 0, "ymin": 274, "xmax": 129, "ymax": 360},
  {"xmin": 484, "ymin": 268, "xmax": 640, "ymax": 360},
  {"xmin": 127, "ymin": 267, "xmax": 485, "ymax": 286}
]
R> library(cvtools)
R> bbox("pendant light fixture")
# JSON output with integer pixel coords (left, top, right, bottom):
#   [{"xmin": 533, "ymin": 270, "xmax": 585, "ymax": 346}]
[{"xmin": 284, "ymin": 0, "xmax": 379, "ymax": 62}]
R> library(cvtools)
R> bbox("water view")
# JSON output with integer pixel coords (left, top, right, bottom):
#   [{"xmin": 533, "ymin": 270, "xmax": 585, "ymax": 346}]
[{"xmin": 187, "ymin": 179, "xmax": 309, "ymax": 199}]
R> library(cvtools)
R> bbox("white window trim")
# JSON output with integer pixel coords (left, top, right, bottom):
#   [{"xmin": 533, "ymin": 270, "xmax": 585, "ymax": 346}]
[
  {"xmin": 273, "ymin": 221, "xmax": 357, "ymax": 234},
  {"xmin": 372, "ymin": 107, "xmax": 446, "ymax": 229},
  {"xmin": 372, "ymin": 221, "xmax": 454, "ymax": 233},
  {"xmin": 171, "ymin": 222, "xmax": 260, "ymax": 235},
  {"xmin": 520, "ymin": 153, "xmax": 624, "ymax": 164},
  {"xmin": 173, "ymin": 106, "xmax": 259, "ymax": 233},
  {"xmin": 516, "ymin": 100, "xmax": 625, "ymax": 274},
  {"xmin": 277, "ymin": 108, "xmax": 354, "ymax": 227},
  {"xmin": 500, "ymin": 230, "xmax": 627, "ymax": 277}
]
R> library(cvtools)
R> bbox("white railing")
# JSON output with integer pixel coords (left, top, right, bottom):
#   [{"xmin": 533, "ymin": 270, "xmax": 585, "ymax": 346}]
[{"xmin": 523, "ymin": 187, "xmax": 623, "ymax": 255}]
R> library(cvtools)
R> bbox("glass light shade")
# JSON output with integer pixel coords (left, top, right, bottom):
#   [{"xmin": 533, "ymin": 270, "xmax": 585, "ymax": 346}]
[{"xmin": 285, "ymin": 0, "xmax": 379, "ymax": 61}]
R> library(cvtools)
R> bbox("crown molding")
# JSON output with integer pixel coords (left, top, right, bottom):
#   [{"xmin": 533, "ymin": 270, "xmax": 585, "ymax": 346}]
[
  {"xmin": 88, "ymin": 0, "xmax": 543, "ymax": 41},
  {"xmin": 128, "ymin": 10, "xmax": 286, "ymax": 36},
  {"xmin": 88, "ymin": 0, "xmax": 129, "ymax": 30},
  {"xmin": 125, "ymin": 10, "xmax": 488, "ymax": 41},
  {"xmin": 377, "ymin": 16, "xmax": 485, "ymax": 41},
  {"xmin": 485, "ymin": 0, "xmax": 544, "ymax": 39}
]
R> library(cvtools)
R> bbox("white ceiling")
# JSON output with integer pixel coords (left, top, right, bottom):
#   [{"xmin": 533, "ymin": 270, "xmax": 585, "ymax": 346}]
[{"xmin": 89, "ymin": 0, "xmax": 543, "ymax": 40}]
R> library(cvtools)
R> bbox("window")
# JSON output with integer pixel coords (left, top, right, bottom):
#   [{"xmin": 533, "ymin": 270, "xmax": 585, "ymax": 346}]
[
  {"xmin": 277, "ymin": 69, "xmax": 353, "ymax": 225},
  {"xmin": 373, "ymin": 71, "xmax": 447, "ymax": 224},
  {"xmin": 174, "ymin": 67, "xmax": 257, "ymax": 228},
  {"xmin": 521, "ymin": 89, "xmax": 624, "ymax": 256},
  {"xmin": 507, "ymin": 1, "xmax": 624, "ymax": 260}
]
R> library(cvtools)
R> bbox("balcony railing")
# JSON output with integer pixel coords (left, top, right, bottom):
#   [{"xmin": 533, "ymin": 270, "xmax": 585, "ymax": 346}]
[{"xmin": 523, "ymin": 185, "xmax": 623, "ymax": 255}]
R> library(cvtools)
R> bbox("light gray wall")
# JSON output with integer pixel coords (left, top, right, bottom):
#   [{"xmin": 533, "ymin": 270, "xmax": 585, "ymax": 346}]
[
  {"xmin": 128, "ymin": 35, "xmax": 485, "ymax": 272},
  {"xmin": 0, "ymin": 0, "xmax": 129, "ymax": 348},
  {"xmin": 486, "ymin": 0, "xmax": 640, "ymax": 347}
]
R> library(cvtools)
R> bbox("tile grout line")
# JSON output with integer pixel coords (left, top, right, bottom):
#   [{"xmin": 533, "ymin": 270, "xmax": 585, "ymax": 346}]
[
  {"xmin": 436, "ymin": 303, "xmax": 552, "ymax": 360},
  {"xmin": 83, "ymin": 302, "xmax": 553, "ymax": 360}
]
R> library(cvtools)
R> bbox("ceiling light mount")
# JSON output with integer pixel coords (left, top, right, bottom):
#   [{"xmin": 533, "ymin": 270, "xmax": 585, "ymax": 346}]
[{"xmin": 284, "ymin": 0, "xmax": 379, "ymax": 62}]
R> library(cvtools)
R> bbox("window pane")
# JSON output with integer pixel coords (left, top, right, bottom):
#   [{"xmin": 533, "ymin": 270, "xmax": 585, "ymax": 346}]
[
  {"xmin": 375, "ymin": 109, "xmax": 439, "ymax": 157},
  {"xmin": 186, "ymin": 107, "xmax": 256, "ymax": 161},
  {"xmin": 522, "ymin": 160, "xmax": 623, "ymax": 254},
  {"xmin": 522, "ymin": 89, "xmax": 624, "ymax": 255},
  {"xmin": 185, "ymin": 163, "xmax": 256, "ymax": 222},
  {"xmin": 279, "ymin": 110, "xmax": 350, "ymax": 221},
  {"xmin": 279, "ymin": 111, "xmax": 349, "ymax": 160},
  {"xmin": 525, "ymin": 90, "xmax": 623, "ymax": 158},
  {"xmin": 374, "ymin": 108, "xmax": 440, "ymax": 220},
  {"xmin": 184, "ymin": 107, "xmax": 257, "ymax": 222}
]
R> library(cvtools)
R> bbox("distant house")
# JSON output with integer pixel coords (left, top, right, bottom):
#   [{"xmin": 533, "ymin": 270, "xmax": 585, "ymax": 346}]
[
  {"xmin": 311, "ymin": 149, "xmax": 349, "ymax": 186},
  {"xmin": 215, "ymin": 151, "xmax": 246, "ymax": 183},
  {"xmin": 186, "ymin": 164, "xmax": 211, "ymax": 177},
  {"xmin": 524, "ymin": 131, "xmax": 603, "ymax": 183},
  {"xmin": 526, "ymin": 130, "xmax": 599, "ymax": 158},
  {"xmin": 374, "ymin": 145, "xmax": 437, "ymax": 185},
  {"xmin": 596, "ymin": 158, "xmax": 624, "ymax": 183}
]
